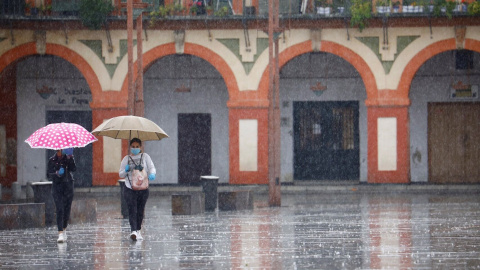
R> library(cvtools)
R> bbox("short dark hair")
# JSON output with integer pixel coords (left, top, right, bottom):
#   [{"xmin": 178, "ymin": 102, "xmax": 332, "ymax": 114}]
[{"xmin": 130, "ymin": 138, "xmax": 142, "ymax": 146}]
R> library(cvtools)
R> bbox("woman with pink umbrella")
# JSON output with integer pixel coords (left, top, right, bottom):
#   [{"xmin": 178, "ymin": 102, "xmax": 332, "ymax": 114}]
[
  {"xmin": 25, "ymin": 122, "xmax": 97, "ymax": 243},
  {"xmin": 47, "ymin": 147, "xmax": 76, "ymax": 243}
]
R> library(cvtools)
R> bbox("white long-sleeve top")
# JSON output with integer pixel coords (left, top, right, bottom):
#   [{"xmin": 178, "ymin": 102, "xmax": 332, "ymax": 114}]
[{"xmin": 119, "ymin": 152, "xmax": 156, "ymax": 189}]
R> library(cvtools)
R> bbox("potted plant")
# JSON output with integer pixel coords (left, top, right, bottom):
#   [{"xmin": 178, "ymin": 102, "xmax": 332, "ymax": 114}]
[
  {"xmin": 350, "ymin": 0, "xmax": 372, "ymax": 32},
  {"xmin": 79, "ymin": 0, "xmax": 114, "ymax": 30},
  {"xmin": 375, "ymin": 0, "xmax": 391, "ymax": 13},
  {"xmin": 214, "ymin": 6, "xmax": 229, "ymax": 17},
  {"xmin": 149, "ymin": 5, "xmax": 172, "ymax": 26},
  {"xmin": 24, "ymin": 2, "xmax": 33, "ymax": 16},
  {"xmin": 444, "ymin": 0, "xmax": 456, "ymax": 18},
  {"xmin": 189, "ymin": 3, "xmax": 199, "ymax": 15},
  {"xmin": 467, "ymin": 0, "xmax": 480, "ymax": 15},
  {"xmin": 332, "ymin": 0, "xmax": 347, "ymax": 14},
  {"xmin": 317, "ymin": 0, "xmax": 332, "ymax": 15},
  {"xmin": 40, "ymin": 4, "xmax": 52, "ymax": 16},
  {"xmin": 454, "ymin": 0, "xmax": 468, "ymax": 12},
  {"xmin": 171, "ymin": 4, "xmax": 183, "ymax": 16},
  {"xmin": 392, "ymin": 0, "xmax": 401, "ymax": 12},
  {"xmin": 206, "ymin": 5, "xmax": 214, "ymax": 15}
]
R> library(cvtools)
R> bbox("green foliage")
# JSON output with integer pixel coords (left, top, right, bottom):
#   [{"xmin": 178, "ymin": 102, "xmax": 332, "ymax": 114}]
[
  {"xmin": 444, "ymin": 0, "xmax": 456, "ymax": 18},
  {"xmin": 316, "ymin": 0, "xmax": 333, "ymax": 7},
  {"xmin": 214, "ymin": 6, "xmax": 229, "ymax": 16},
  {"xmin": 190, "ymin": 4, "xmax": 199, "ymax": 14},
  {"xmin": 467, "ymin": 0, "xmax": 480, "ymax": 15},
  {"xmin": 350, "ymin": 0, "xmax": 372, "ymax": 32},
  {"xmin": 79, "ymin": 0, "xmax": 114, "ymax": 30},
  {"xmin": 376, "ymin": 0, "xmax": 389, "ymax": 6}
]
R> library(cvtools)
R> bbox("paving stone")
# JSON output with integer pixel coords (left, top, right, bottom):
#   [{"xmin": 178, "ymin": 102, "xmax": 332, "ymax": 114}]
[
  {"xmin": 171, "ymin": 192, "xmax": 205, "ymax": 215},
  {"xmin": 218, "ymin": 190, "xmax": 253, "ymax": 211},
  {"xmin": 0, "ymin": 203, "xmax": 45, "ymax": 230},
  {"xmin": 0, "ymin": 192, "xmax": 479, "ymax": 269}
]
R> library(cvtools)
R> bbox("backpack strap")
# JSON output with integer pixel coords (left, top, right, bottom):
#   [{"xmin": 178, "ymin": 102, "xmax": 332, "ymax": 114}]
[
  {"xmin": 126, "ymin": 153, "xmax": 144, "ymax": 188},
  {"xmin": 128, "ymin": 153, "xmax": 143, "ymax": 167}
]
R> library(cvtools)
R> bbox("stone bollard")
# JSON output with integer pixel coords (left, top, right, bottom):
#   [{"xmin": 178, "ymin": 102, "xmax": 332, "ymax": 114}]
[
  {"xmin": 118, "ymin": 180, "xmax": 128, "ymax": 218},
  {"xmin": 201, "ymin": 176, "xmax": 219, "ymax": 212},
  {"xmin": 31, "ymin": 181, "xmax": 55, "ymax": 225},
  {"xmin": 12, "ymin": 182, "xmax": 22, "ymax": 200},
  {"xmin": 26, "ymin": 182, "xmax": 34, "ymax": 200}
]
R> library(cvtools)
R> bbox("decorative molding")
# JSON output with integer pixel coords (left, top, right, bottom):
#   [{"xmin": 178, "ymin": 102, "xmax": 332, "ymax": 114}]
[
  {"xmin": 174, "ymin": 30, "xmax": 185, "ymax": 54},
  {"xmin": 175, "ymin": 84, "xmax": 191, "ymax": 93},
  {"xmin": 79, "ymin": 39, "xmax": 135, "ymax": 79},
  {"xmin": 34, "ymin": 31, "xmax": 46, "ymax": 55},
  {"xmin": 36, "ymin": 85, "xmax": 55, "ymax": 99},
  {"xmin": 454, "ymin": 26, "xmax": 466, "ymax": 50},
  {"xmin": 217, "ymin": 38, "xmax": 268, "ymax": 75},
  {"xmin": 311, "ymin": 29, "xmax": 322, "ymax": 52},
  {"xmin": 450, "ymin": 81, "xmax": 478, "ymax": 99},
  {"xmin": 356, "ymin": 35, "xmax": 419, "ymax": 74},
  {"xmin": 310, "ymin": 82, "xmax": 327, "ymax": 96}
]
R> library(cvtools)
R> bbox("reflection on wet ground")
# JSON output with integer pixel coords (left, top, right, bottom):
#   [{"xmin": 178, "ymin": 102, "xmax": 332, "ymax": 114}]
[{"xmin": 1, "ymin": 193, "xmax": 479, "ymax": 269}]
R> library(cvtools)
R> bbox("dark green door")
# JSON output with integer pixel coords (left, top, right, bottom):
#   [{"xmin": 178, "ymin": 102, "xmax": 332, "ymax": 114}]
[
  {"xmin": 293, "ymin": 101, "xmax": 359, "ymax": 180},
  {"xmin": 46, "ymin": 110, "xmax": 93, "ymax": 187}
]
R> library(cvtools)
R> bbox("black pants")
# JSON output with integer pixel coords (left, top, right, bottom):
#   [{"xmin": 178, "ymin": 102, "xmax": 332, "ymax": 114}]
[
  {"xmin": 124, "ymin": 187, "xmax": 149, "ymax": 232},
  {"xmin": 52, "ymin": 181, "xmax": 74, "ymax": 232}
]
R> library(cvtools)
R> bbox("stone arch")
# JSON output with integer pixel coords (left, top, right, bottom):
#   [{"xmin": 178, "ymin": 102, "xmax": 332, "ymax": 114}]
[
  {"xmin": 257, "ymin": 40, "xmax": 376, "ymax": 101},
  {"xmin": 400, "ymin": 38, "xmax": 480, "ymax": 98},
  {"xmin": 0, "ymin": 42, "xmax": 102, "ymax": 107},
  {"xmin": 122, "ymin": 42, "xmax": 238, "ymax": 101}
]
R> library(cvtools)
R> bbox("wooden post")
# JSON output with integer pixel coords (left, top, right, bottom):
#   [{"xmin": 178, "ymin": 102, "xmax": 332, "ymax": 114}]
[
  {"xmin": 135, "ymin": 14, "xmax": 144, "ymax": 117},
  {"xmin": 127, "ymin": 0, "xmax": 134, "ymax": 116},
  {"xmin": 268, "ymin": 0, "xmax": 281, "ymax": 207}
]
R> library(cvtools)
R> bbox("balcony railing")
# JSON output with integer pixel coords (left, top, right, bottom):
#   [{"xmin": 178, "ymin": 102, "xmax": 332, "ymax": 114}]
[{"xmin": 0, "ymin": 0, "xmax": 477, "ymax": 19}]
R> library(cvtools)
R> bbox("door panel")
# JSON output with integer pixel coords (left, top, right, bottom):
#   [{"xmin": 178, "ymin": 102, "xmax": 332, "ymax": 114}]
[
  {"xmin": 46, "ymin": 110, "xmax": 93, "ymax": 187},
  {"xmin": 178, "ymin": 114, "xmax": 211, "ymax": 185},
  {"xmin": 293, "ymin": 101, "xmax": 359, "ymax": 180},
  {"xmin": 428, "ymin": 103, "xmax": 480, "ymax": 183},
  {"xmin": 464, "ymin": 104, "xmax": 480, "ymax": 183}
]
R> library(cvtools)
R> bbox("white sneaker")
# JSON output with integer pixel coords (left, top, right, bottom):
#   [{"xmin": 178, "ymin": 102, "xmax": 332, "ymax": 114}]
[
  {"xmin": 130, "ymin": 231, "xmax": 137, "ymax": 241},
  {"xmin": 57, "ymin": 233, "xmax": 65, "ymax": 243},
  {"xmin": 136, "ymin": 230, "xmax": 143, "ymax": 240},
  {"xmin": 63, "ymin": 231, "xmax": 67, "ymax": 240}
]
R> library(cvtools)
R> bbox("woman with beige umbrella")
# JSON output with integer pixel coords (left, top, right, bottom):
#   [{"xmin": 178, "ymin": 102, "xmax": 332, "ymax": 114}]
[
  {"xmin": 119, "ymin": 137, "xmax": 156, "ymax": 240},
  {"xmin": 92, "ymin": 115, "xmax": 168, "ymax": 241}
]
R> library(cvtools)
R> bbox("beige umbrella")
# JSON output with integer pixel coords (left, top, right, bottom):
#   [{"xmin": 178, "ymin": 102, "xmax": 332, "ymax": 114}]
[{"xmin": 91, "ymin": 115, "xmax": 168, "ymax": 141}]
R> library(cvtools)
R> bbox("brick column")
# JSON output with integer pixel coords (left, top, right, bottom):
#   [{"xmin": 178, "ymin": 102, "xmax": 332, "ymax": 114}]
[{"xmin": 367, "ymin": 106, "xmax": 410, "ymax": 183}]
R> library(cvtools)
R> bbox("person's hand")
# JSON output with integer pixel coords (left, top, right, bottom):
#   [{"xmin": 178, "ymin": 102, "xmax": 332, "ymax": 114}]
[
  {"xmin": 58, "ymin": 167, "xmax": 65, "ymax": 176},
  {"xmin": 125, "ymin": 164, "xmax": 130, "ymax": 172},
  {"xmin": 148, "ymin": 173, "xmax": 155, "ymax": 181}
]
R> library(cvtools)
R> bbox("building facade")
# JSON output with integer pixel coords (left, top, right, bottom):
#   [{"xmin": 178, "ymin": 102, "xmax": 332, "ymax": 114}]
[{"xmin": 0, "ymin": 0, "xmax": 479, "ymax": 187}]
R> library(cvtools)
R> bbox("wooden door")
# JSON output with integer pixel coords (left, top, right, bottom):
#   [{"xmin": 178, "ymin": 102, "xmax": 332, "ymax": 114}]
[
  {"xmin": 428, "ymin": 103, "xmax": 480, "ymax": 183},
  {"xmin": 178, "ymin": 113, "xmax": 211, "ymax": 185}
]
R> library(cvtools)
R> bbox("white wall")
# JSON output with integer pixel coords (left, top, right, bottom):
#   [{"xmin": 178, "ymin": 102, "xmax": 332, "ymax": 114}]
[
  {"xmin": 279, "ymin": 53, "xmax": 368, "ymax": 182},
  {"xmin": 16, "ymin": 56, "xmax": 91, "ymax": 185},
  {"xmin": 144, "ymin": 55, "xmax": 230, "ymax": 184}
]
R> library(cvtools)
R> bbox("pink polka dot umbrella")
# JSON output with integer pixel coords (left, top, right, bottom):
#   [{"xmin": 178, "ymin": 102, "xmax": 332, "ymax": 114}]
[{"xmin": 25, "ymin": 122, "xmax": 98, "ymax": 150}]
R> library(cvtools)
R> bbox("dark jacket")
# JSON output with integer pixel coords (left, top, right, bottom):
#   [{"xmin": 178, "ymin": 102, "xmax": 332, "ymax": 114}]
[{"xmin": 47, "ymin": 154, "xmax": 76, "ymax": 182}]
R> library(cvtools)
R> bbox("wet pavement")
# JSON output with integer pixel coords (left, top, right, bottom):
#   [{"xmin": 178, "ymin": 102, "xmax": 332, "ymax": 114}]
[{"xmin": 1, "ymin": 192, "xmax": 480, "ymax": 269}]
